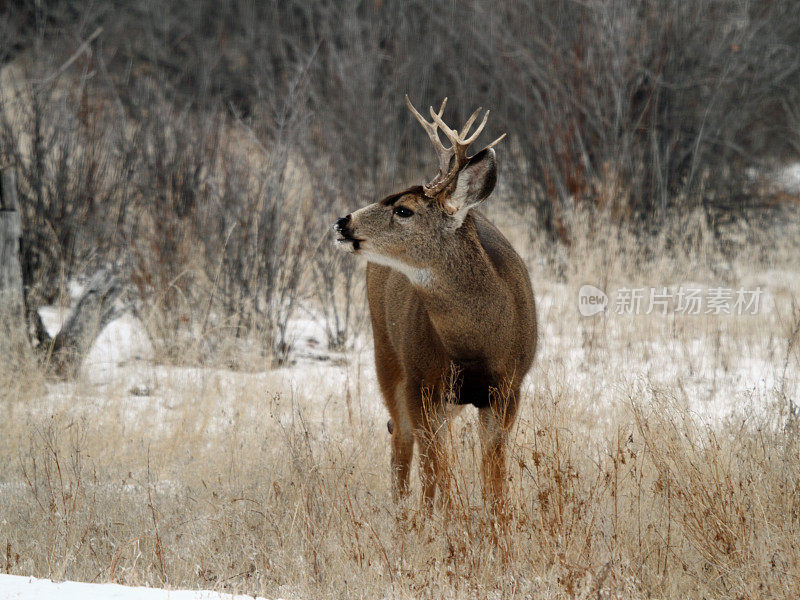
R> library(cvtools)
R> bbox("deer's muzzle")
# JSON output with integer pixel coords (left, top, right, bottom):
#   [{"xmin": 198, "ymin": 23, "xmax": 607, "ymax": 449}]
[{"xmin": 332, "ymin": 215, "xmax": 362, "ymax": 251}]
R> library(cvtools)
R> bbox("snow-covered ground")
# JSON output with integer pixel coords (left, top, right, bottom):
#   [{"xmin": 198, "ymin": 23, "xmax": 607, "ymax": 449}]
[
  {"xmin": 0, "ymin": 574, "xmax": 271, "ymax": 600},
  {"xmin": 32, "ymin": 273, "xmax": 798, "ymax": 438},
  {"xmin": 6, "ymin": 180, "xmax": 800, "ymax": 598},
  {"xmin": 749, "ymin": 161, "xmax": 800, "ymax": 194},
  {"xmin": 6, "ymin": 282, "xmax": 796, "ymax": 598}
]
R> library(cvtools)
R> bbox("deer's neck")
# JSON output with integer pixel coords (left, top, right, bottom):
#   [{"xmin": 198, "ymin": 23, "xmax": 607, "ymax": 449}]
[{"xmin": 414, "ymin": 221, "xmax": 506, "ymax": 361}]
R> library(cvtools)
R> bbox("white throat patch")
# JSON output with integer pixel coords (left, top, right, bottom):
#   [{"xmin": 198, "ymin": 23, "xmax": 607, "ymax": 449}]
[{"xmin": 362, "ymin": 252, "xmax": 433, "ymax": 287}]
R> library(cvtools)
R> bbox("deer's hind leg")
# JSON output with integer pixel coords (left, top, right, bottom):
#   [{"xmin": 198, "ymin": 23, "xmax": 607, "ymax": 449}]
[{"xmin": 478, "ymin": 386, "xmax": 520, "ymax": 513}]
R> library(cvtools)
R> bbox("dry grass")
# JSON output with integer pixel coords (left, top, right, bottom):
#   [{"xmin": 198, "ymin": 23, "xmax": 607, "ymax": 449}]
[{"xmin": 2, "ymin": 204, "xmax": 800, "ymax": 599}]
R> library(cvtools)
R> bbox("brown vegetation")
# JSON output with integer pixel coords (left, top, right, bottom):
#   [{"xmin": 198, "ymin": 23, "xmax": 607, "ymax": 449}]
[
  {"xmin": 1, "ymin": 2, "xmax": 799, "ymax": 598},
  {"xmin": 1, "ymin": 207, "xmax": 799, "ymax": 598},
  {"xmin": 1, "ymin": 0, "xmax": 799, "ymax": 359}
]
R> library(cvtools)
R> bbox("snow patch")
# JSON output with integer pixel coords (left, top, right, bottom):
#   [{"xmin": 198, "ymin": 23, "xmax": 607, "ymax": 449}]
[
  {"xmin": 83, "ymin": 312, "xmax": 154, "ymax": 368},
  {"xmin": 37, "ymin": 305, "xmax": 70, "ymax": 339},
  {"xmin": 772, "ymin": 162, "xmax": 800, "ymax": 194},
  {"xmin": 0, "ymin": 574, "xmax": 276, "ymax": 600}
]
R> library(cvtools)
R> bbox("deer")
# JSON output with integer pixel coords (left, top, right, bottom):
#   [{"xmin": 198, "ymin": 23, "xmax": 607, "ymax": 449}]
[{"xmin": 332, "ymin": 96, "xmax": 537, "ymax": 512}]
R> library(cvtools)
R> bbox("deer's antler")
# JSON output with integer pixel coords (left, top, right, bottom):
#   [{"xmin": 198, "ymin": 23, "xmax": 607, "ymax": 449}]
[{"xmin": 405, "ymin": 94, "xmax": 506, "ymax": 198}]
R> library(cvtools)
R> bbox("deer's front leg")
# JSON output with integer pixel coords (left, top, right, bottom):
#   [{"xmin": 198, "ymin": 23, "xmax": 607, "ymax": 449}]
[
  {"xmin": 408, "ymin": 383, "xmax": 449, "ymax": 511},
  {"xmin": 390, "ymin": 402, "xmax": 415, "ymax": 502}
]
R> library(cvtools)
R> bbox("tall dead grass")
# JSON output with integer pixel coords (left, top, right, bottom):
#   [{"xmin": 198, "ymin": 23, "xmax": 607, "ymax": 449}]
[
  {"xmin": 1, "ymin": 369, "xmax": 798, "ymax": 598},
  {"xmin": 2, "ymin": 205, "xmax": 799, "ymax": 599}
]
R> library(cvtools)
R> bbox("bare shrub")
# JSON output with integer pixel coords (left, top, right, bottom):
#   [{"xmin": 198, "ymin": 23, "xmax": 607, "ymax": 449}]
[
  {"xmin": 255, "ymin": 0, "xmax": 800, "ymax": 238},
  {"xmin": 126, "ymin": 91, "xmax": 315, "ymax": 364},
  {"xmin": 0, "ymin": 51, "xmax": 318, "ymax": 364},
  {"xmin": 0, "ymin": 62, "xmax": 137, "ymax": 310},
  {"xmin": 307, "ymin": 175, "xmax": 367, "ymax": 352},
  {"xmin": 2, "ymin": 0, "xmax": 798, "ymax": 366},
  {"xmin": 309, "ymin": 245, "xmax": 363, "ymax": 352}
]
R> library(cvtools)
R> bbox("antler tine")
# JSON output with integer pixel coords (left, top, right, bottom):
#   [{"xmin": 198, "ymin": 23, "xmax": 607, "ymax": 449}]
[
  {"xmin": 461, "ymin": 109, "xmax": 490, "ymax": 146},
  {"xmin": 428, "ymin": 108, "xmax": 462, "ymax": 151},
  {"xmin": 459, "ymin": 107, "xmax": 483, "ymax": 138},
  {"xmin": 405, "ymin": 94, "xmax": 440, "ymax": 147},
  {"xmin": 433, "ymin": 97, "xmax": 447, "ymax": 119},
  {"xmin": 406, "ymin": 94, "xmax": 452, "ymax": 175},
  {"xmin": 484, "ymin": 132, "xmax": 507, "ymax": 149},
  {"xmin": 423, "ymin": 110, "xmax": 461, "ymax": 196}
]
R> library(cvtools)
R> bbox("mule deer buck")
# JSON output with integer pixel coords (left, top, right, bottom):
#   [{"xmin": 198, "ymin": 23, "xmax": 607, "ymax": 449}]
[{"xmin": 333, "ymin": 96, "xmax": 537, "ymax": 511}]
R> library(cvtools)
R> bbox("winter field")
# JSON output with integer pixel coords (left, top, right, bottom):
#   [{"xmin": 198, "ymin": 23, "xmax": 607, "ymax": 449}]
[
  {"xmin": 3, "ymin": 2, "xmax": 800, "ymax": 598},
  {"xmin": 2, "ymin": 198, "xmax": 800, "ymax": 600}
]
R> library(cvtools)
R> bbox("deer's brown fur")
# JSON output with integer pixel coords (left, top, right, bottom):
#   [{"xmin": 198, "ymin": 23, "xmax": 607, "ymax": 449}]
[{"xmin": 333, "ymin": 98, "xmax": 537, "ymax": 509}]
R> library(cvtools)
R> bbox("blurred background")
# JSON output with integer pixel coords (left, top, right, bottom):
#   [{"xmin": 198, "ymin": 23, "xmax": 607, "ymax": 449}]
[{"xmin": 2, "ymin": 0, "xmax": 799, "ymax": 365}]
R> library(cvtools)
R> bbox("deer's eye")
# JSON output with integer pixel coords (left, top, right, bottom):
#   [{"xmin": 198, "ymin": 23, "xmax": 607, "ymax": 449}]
[{"xmin": 393, "ymin": 206, "xmax": 414, "ymax": 218}]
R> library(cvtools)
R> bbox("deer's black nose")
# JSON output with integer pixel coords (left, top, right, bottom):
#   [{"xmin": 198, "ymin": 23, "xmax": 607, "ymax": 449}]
[{"xmin": 334, "ymin": 215, "xmax": 351, "ymax": 234}]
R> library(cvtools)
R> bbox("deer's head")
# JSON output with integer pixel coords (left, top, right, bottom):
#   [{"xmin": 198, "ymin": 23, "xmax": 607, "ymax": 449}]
[{"xmin": 333, "ymin": 96, "xmax": 505, "ymax": 285}]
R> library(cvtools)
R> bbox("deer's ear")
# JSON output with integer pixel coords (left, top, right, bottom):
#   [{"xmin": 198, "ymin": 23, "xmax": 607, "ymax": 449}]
[{"xmin": 447, "ymin": 147, "xmax": 497, "ymax": 228}]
